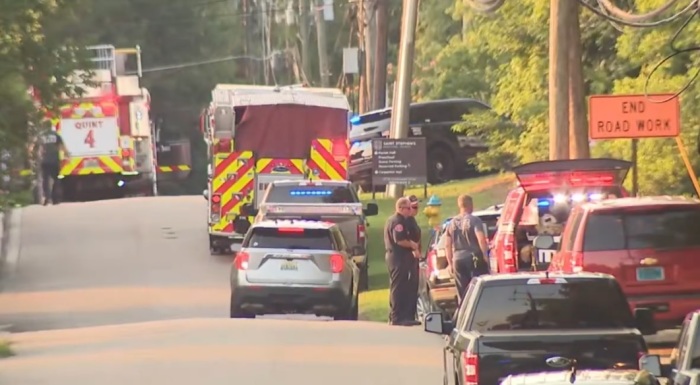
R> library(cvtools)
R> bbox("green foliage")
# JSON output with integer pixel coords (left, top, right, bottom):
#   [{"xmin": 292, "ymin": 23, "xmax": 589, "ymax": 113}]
[{"xmin": 413, "ymin": 0, "xmax": 700, "ymax": 195}]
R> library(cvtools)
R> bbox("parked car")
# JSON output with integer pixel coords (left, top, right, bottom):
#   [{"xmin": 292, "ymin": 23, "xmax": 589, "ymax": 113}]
[
  {"xmin": 547, "ymin": 196, "xmax": 700, "ymax": 329},
  {"xmin": 348, "ymin": 98, "xmax": 489, "ymax": 189},
  {"xmin": 665, "ymin": 309, "xmax": 700, "ymax": 385},
  {"xmin": 424, "ymin": 271, "xmax": 655, "ymax": 385},
  {"xmin": 416, "ymin": 205, "xmax": 504, "ymax": 320},
  {"xmin": 491, "ymin": 158, "xmax": 631, "ymax": 273},
  {"xmin": 230, "ymin": 219, "xmax": 362, "ymax": 320}
]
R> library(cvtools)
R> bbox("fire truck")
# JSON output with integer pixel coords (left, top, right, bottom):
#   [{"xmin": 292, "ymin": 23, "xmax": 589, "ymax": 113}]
[
  {"xmin": 36, "ymin": 45, "xmax": 191, "ymax": 201},
  {"xmin": 201, "ymin": 84, "xmax": 352, "ymax": 253}
]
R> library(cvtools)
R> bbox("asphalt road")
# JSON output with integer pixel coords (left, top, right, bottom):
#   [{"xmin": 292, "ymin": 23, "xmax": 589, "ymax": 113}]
[{"xmin": 0, "ymin": 197, "xmax": 444, "ymax": 385}]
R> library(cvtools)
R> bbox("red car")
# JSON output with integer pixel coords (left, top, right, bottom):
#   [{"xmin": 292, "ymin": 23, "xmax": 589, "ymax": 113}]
[
  {"xmin": 490, "ymin": 158, "xmax": 631, "ymax": 273},
  {"xmin": 547, "ymin": 196, "xmax": 700, "ymax": 329}
]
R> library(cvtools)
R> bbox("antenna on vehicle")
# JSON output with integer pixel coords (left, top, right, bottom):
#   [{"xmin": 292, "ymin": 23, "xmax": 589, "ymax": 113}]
[{"xmin": 545, "ymin": 270, "xmax": 550, "ymax": 279}]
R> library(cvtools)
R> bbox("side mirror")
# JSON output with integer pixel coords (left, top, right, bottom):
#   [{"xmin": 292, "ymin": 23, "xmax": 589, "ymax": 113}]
[
  {"xmin": 363, "ymin": 203, "xmax": 379, "ymax": 216},
  {"xmin": 351, "ymin": 245, "xmax": 366, "ymax": 256},
  {"xmin": 533, "ymin": 234, "xmax": 555, "ymax": 250},
  {"xmin": 424, "ymin": 311, "xmax": 453, "ymax": 335},
  {"xmin": 634, "ymin": 308, "xmax": 656, "ymax": 335},
  {"xmin": 203, "ymin": 189, "xmax": 208, "ymax": 200},
  {"xmin": 639, "ymin": 354, "xmax": 662, "ymax": 377}
]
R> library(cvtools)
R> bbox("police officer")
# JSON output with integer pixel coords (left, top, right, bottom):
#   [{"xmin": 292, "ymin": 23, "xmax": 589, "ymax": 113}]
[
  {"xmin": 444, "ymin": 194, "xmax": 490, "ymax": 303},
  {"xmin": 384, "ymin": 197, "xmax": 421, "ymax": 326},
  {"xmin": 38, "ymin": 127, "xmax": 67, "ymax": 205},
  {"xmin": 404, "ymin": 195, "xmax": 422, "ymax": 320}
]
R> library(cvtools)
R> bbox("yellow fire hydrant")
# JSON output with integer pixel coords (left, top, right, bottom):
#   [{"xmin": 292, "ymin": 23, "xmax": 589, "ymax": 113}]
[{"xmin": 423, "ymin": 194, "xmax": 443, "ymax": 230}]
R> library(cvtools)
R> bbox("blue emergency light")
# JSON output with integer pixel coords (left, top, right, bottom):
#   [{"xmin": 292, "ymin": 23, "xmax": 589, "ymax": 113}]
[
  {"xmin": 537, "ymin": 199, "xmax": 551, "ymax": 207},
  {"xmin": 290, "ymin": 189, "xmax": 333, "ymax": 196},
  {"xmin": 349, "ymin": 115, "xmax": 361, "ymax": 125}
]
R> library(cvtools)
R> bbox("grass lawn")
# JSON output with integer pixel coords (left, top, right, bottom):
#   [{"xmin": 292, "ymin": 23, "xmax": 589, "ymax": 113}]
[{"xmin": 357, "ymin": 173, "xmax": 515, "ymax": 322}]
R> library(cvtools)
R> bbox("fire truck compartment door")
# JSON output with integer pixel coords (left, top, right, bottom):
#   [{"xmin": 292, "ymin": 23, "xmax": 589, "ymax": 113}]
[{"xmin": 255, "ymin": 174, "xmax": 305, "ymax": 208}]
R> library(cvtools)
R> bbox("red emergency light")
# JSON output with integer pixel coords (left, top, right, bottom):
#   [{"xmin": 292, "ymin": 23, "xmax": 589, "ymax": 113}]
[
  {"xmin": 518, "ymin": 171, "xmax": 617, "ymax": 190},
  {"xmin": 215, "ymin": 139, "xmax": 232, "ymax": 153},
  {"xmin": 277, "ymin": 227, "xmax": 305, "ymax": 233},
  {"xmin": 331, "ymin": 139, "xmax": 349, "ymax": 160}
]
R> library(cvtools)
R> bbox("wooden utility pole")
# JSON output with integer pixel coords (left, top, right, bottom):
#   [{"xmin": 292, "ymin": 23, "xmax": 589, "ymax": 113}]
[
  {"xmin": 548, "ymin": 0, "xmax": 573, "ymax": 161},
  {"xmin": 364, "ymin": 1, "xmax": 376, "ymax": 109},
  {"xmin": 298, "ymin": 0, "xmax": 311, "ymax": 83},
  {"xmin": 357, "ymin": 0, "xmax": 368, "ymax": 112},
  {"xmin": 372, "ymin": 0, "xmax": 388, "ymax": 110},
  {"xmin": 567, "ymin": 2, "xmax": 590, "ymax": 159},
  {"xmin": 386, "ymin": 0, "xmax": 419, "ymax": 199},
  {"xmin": 314, "ymin": 0, "xmax": 331, "ymax": 87}
]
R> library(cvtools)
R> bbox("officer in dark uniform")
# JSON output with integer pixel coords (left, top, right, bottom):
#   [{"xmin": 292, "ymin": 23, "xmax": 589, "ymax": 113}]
[
  {"xmin": 384, "ymin": 197, "xmax": 421, "ymax": 326},
  {"xmin": 405, "ymin": 195, "xmax": 422, "ymax": 320},
  {"xmin": 38, "ymin": 127, "xmax": 67, "ymax": 205},
  {"xmin": 445, "ymin": 194, "xmax": 490, "ymax": 304}
]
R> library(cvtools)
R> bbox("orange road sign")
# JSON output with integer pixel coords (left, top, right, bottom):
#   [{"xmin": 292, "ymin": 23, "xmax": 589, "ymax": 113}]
[{"xmin": 588, "ymin": 94, "xmax": 680, "ymax": 140}]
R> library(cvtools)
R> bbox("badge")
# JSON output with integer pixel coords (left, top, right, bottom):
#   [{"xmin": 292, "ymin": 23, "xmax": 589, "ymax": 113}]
[{"xmin": 394, "ymin": 224, "xmax": 403, "ymax": 232}]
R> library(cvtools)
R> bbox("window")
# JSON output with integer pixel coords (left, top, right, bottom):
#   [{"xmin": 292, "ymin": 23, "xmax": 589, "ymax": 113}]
[
  {"xmin": 560, "ymin": 209, "xmax": 583, "ymax": 252},
  {"xmin": 583, "ymin": 206, "xmax": 700, "ymax": 252},
  {"xmin": 244, "ymin": 228, "xmax": 333, "ymax": 250},
  {"xmin": 265, "ymin": 185, "xmax": 359, "ymax": 204},
  {"xmin": 468, "ymin": 279, "xmax": 634, "ymax": 333}
]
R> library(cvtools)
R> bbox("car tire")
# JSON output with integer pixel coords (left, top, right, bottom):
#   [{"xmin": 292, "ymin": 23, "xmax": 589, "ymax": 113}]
[
  {"xmin": 334, "ymin": 293, "xmax": 359, "ymax": 321},
  {"xmin": 358, "ymin": 266, "xmax": 369, "ymax": 292},
  {"xmin": 427, "ymin": 144, "xmax": 456, "ymax": 184},
  {"xmin": 229, "ymin": 295, "xmax": 255, "ymax": 319}
]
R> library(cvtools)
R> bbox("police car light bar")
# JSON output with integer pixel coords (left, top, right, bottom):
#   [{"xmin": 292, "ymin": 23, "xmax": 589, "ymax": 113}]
[
  {"xmin": 290, "ymin": 189, "xmax": 330, "ymax": 196},
  {"xmin": 263, "ymin": 204, "xmax": 361, "ymax": 215}
]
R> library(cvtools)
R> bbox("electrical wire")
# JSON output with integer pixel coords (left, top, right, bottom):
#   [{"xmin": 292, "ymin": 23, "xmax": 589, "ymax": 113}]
[
  {"xmin": 577, "ymin": 0, "xmax": 699, "ymax": 27},
  {"xmin": 134, "ymin": 53, "xmax": 275, "ymax": 74},
  {"xmin": 465, "ymin": 0, "xmax": 506, "ymax": 14},
  {"xmin": 643, "ymin": 7, "xmax": 700, "ymax": 102},
  {"xmin": 596, "ymin": 0, "xmax": 682, "ymax": 22}
]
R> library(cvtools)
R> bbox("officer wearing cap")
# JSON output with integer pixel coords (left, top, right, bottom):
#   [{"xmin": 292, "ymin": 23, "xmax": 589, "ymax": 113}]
[
  {"xmin": 384, "ymin": 197, "xmax": 421, "ymax": 326},
  {"xmin": 405, "ymin": 195, "xmax": 422, "ymax": 320},
  {"xmin": 445, "ymin": 194, "xmax": 489, "ymax": 303}
]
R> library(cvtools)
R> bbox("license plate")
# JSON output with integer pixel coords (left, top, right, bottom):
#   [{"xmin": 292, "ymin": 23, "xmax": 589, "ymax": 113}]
[
  {"xmin": 83, "ymin": 159, "xmax": 99, "ymax": 168},
  {"xmin": 280, "ymin": 260, "xmax": 298, "ymax": 271},
  {"xmin": 636, "ymin": 267, "xmax": 664, "ymax": 281}
]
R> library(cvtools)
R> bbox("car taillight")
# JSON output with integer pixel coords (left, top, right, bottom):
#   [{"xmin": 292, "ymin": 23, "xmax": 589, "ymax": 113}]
[
  {"xmin": 278, "ymin": 227, "xmax": 305, "ymax": 233},
  {"xmin": 234, "ymin": 252, "xmax": 250, "ymax": 270},
  {"xmin": 503, "ymin": 235, "xmax": 515, "ymax": 273},
  {"xmin": 357, "ymin": 223, "xmax": 365, "ymax": 243},
  {"xmin": 329, "ymin": 254, "xmax": 344, "ymax": 273},
  {"xmin": 211, "ymin": 194, "xmax": 221, "ymax": 204},
  {"xmin": 461, "ymin": 351, "xmax": 479, "ymax": 385}
]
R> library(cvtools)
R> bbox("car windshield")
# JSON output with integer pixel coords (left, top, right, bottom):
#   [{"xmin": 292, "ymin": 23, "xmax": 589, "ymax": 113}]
[
  {"xmin": 468, "ymin": 279, "xmax": 635, "ymax": 332},
  {"xmin": 583, "ymin": 206, "xmax": 700, "ymax": 251},
  {"xmin": 244, "ymin": 227, "xmax": 333, "ymax": 250},
  {"xmin": 265, "ymin": 185, "xmax": 359, "ymax": 204}
]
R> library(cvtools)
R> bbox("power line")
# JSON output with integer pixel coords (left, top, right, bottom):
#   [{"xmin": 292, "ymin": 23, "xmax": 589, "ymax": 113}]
[
  {"xmin": 577, "ymin": 0, "xmax": 698, "ymax": 27},
  {"xmin": 135, "ymin": 53, "xmax": 277, "ymax": 74}
]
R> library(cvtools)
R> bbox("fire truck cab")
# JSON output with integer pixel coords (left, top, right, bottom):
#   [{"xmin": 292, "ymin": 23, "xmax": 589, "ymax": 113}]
[
  {"xmin": 202, "ymin": 85, "xmax": 352, "ymax": 254},
  {"xmin": 490, "ymin": 158, "xmax": 632, "ymax": 273}
]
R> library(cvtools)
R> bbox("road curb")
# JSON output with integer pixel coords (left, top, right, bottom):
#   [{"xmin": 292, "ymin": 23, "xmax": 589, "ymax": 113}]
[{"xmin": 1, "ymin": 208, "xmax": 21, "ymax": 274}]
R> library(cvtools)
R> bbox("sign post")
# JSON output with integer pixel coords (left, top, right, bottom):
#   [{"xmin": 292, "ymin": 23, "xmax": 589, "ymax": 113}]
[
  {"xmin": 371, "ymin": 138, "xmax": 427, "ymax": 192},
  {"xmin": 588, "ymin": 93, "xmax": 700, "ymax": 197}
]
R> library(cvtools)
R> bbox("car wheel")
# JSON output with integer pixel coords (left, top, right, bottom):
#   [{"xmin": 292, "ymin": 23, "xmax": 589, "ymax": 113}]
[
  {"xmin": 334, "ymin": 290, "xmax": 359, "ymax": 321},
  {"xmin": 416, "ymin": 287, "xmax": 434, "ymax": 323},
  {"xmin": 358, "ymin": 266, "xmax": 369, "ymax": 292},
  {"xmin": 230, "ymin": 295, "xmax": 255, "ymax": 319},
  {"xmin": 427, "ymin": 145, "xmax": 456, "ymax": 184}
]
